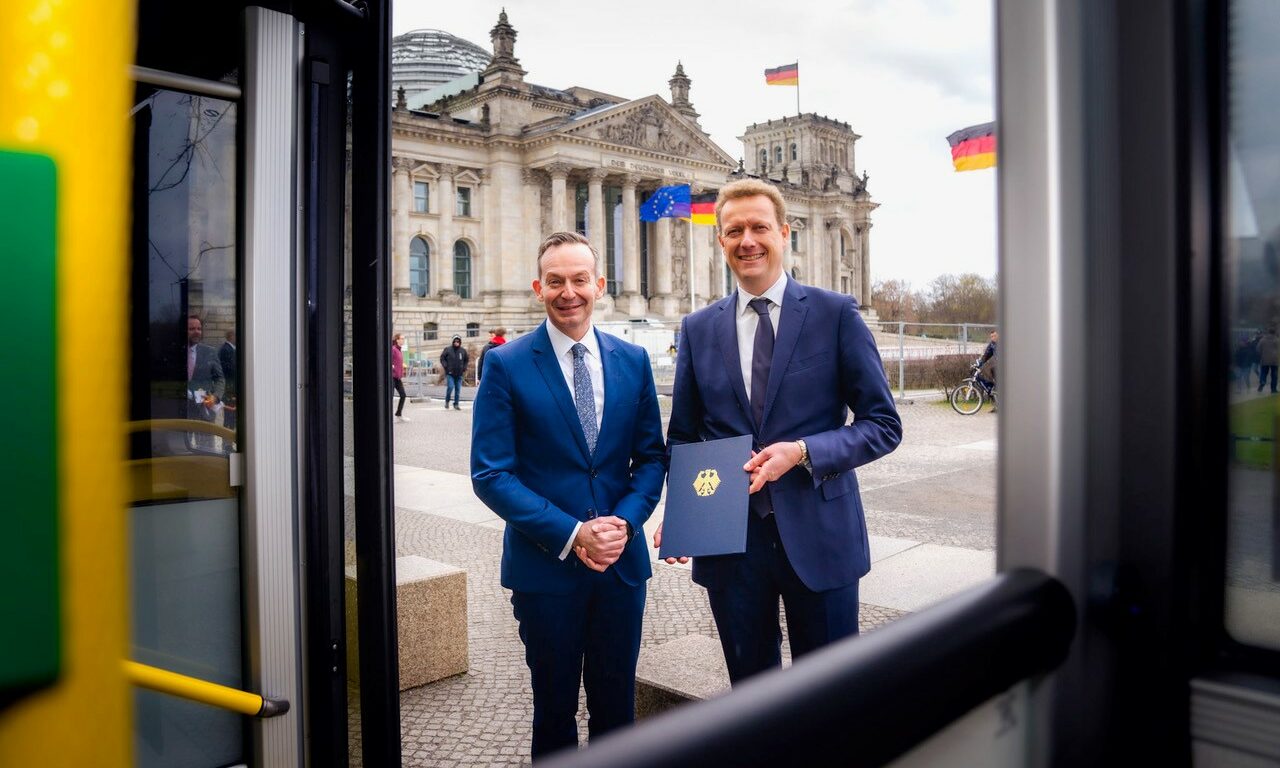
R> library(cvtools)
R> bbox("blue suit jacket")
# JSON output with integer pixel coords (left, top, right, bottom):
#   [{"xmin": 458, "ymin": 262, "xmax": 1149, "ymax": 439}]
[
  {"xmin": 667, "ymin": 280, "xmax": 902, "ymax": 592},
  {"xmin": 471, "ymin": 322, "xmax": 667, "ymax": 594}
]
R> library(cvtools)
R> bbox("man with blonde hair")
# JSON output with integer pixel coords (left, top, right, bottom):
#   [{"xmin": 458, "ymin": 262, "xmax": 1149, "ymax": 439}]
[{"xmin": 658, "ymin": 178, "xmax": 902, "ymax": 683}]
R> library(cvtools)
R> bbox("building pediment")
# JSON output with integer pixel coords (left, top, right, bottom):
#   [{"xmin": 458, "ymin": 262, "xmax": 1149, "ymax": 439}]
[{"xmin": 559, "ymin": 97, "xmax": 734, "ymax": 167}]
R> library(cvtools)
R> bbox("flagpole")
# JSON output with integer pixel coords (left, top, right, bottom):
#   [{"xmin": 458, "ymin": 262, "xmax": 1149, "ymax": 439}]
[
  {"xmin": 688, "ymin": 218, "xmax": 697, "ymax": 311},
  {"xmin": 796, "ymin": 59, "xmax": 801, "ymax": 117}
]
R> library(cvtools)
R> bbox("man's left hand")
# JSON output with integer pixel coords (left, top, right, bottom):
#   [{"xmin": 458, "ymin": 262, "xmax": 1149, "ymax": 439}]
[{"xmin": 743, "ymin": 442, "xmax": 804, "ymax": 494}]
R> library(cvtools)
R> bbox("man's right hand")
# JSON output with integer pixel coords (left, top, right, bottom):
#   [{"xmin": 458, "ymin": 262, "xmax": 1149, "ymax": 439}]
[{"xmin": 573, "ymin": 516, "xmax": 629, "ymax": 572}]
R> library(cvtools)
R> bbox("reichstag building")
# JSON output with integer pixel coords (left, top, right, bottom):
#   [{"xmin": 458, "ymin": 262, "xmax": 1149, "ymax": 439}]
[{"xmin": 378, "ymin": 11, "xmax": 878, "ymax": 338}]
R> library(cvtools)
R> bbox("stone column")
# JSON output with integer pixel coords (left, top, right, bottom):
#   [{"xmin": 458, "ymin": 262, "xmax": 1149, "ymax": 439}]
[
  {"xmin": 619, "ymin": 174, "xmax": 645, "ymax": 316},
  {"xmin": 547, "ymin": 162, "xmax": 570, "ymax": 232},
  {"xmin": 587, "ymin": 168, "xmax": 607, "ymax": 263},
  {"xmin": 436, "ymin": 163, "xmax": 457, "ymax": 298},
  {"xmin": 808, "ymin": 213, "xmax": 823, "ymax": 289},
  {"xmin": 828, "ymin": 221, "xmax": 842, "ymax": 294},
  {"xmin": 860, "ymin": 226, "xmax": 872, "ymax": 304},
  {"xmin": 521, "ymin": 168, "xmax": 543, "ymax": 286},
  {"xmin": 392, "ymin": 156, "xmax": 413, "ymax": 293},
  {"xmin": 649, "ymin": 211, "xmax": 679, "ymax": 317}
]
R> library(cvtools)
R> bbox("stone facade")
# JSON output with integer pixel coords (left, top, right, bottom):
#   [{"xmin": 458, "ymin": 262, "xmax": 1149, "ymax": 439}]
[{"xmin": 374, "ymin": 11, "xmax": 879, "ymax": 340}]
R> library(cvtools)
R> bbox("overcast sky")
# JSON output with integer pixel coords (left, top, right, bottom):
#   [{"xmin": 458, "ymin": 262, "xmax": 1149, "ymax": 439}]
[{"xmin": 393, "ymin": 0, "xmax": 997, "ymax": 290}]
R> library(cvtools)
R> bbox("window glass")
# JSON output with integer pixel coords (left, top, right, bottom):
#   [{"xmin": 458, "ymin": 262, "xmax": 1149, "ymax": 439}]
[
  {"xmin": 413, "ymin": 180, "xmax": 429, "ymax": 213},
  {"xmin": 791, "ymin": 143, "xmax": 798, "ymax": 161},
  {"xmin": 454, "ymin": 240, "xmax": 472, "ymax": 299},
  {"xmin": 775, "ymin": 145, "xmax": 783, "ymax": 164},
  {"xmin": 1225, "ymin": 0, "xmax": 1280, "ymax": 651},
  {"xmin": 455, "ymin": 185, "xmax": 471, "ymax": 217},
  {"xmin": 410, "ymin": 236, "xmax": 430, "ymax": 297}
]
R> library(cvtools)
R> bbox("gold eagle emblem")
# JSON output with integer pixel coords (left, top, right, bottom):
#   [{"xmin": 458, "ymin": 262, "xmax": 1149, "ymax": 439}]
[{"xmin": 693, "ymin": 469, "xmax": 721, "ymax": 497}]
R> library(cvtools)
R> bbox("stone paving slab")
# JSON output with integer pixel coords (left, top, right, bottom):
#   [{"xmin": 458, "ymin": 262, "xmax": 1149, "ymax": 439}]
[{"xmin": 859, "ymin": 544, "xmax": 997, "ymax": 613}]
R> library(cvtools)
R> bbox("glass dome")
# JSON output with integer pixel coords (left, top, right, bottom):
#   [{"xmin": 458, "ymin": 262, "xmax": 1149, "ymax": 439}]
[{"xmin": 391, "ymin": 29, "xmax": 491, "ymax": 103}]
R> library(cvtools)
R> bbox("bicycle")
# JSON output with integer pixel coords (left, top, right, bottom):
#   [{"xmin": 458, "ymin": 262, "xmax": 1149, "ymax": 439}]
[{"xmin": 950, "ymin": 361, "xmax": 997, "ymax": 415}]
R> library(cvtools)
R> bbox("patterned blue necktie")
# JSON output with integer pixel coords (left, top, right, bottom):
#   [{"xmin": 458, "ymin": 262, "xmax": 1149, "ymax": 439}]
[{"xmin": 572, "ymin": 343, "xmax": 598, "ymax": 454}]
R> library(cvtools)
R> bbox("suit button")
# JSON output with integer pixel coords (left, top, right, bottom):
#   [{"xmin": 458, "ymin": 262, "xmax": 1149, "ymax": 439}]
[{"xmin": 590, "ymin": 469, "xmax": 598, "ymax": 478}]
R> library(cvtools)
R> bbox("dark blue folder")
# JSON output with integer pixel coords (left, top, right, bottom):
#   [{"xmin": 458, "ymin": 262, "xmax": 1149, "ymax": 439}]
[{"xmin": 660, "ymin": 435, "xmax": 753, "ymax": 559}]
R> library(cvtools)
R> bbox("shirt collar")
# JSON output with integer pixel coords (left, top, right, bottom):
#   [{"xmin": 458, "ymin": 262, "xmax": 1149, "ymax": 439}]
[
  {"xmin": 737, "ymin": 271, "xmax": 788, "ymax": 316},
  {"xmin": 546, "ymin": 321, "xmax": 599, "ymax": 361}
]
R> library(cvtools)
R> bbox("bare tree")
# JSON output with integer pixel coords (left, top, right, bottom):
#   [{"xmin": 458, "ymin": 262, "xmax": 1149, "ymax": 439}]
[{"xmin": 871, "ymin": 279, "xmax": 921, "ymax": 323}]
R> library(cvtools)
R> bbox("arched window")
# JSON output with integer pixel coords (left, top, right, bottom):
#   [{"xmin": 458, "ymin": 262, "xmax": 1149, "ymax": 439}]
[
  {"xmin": 775, "ymin": 145, "xmax": 783, "ymax": 164},
  {"xmin": 759, "ymin": 148, "xmax": 768, "ymax": 169},
  {"xmin": 410, "ymin": 236, "xmax": 430, "ymax": 297},
  {"xmin": 790, "ymin": 143, "xmax": 798, "ymax": 161},
  {"xmin": 454, "ymin": 240, "xmax": 472, "ymax": 299}
]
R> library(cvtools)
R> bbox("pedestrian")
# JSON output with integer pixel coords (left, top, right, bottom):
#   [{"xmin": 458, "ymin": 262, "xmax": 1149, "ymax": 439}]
[
  {"xmin": 440, "ymin": 334, "xmax": 468, "ymax": 410},
  {"xmin": 476, "ymin": 326, "xmax": 507, "ymax": 384},
  {"xmin": 656, "ymin": 178, "xmax": 902, "ymax": 684},
  {"xmin": 186, "ymin": 315, "xmax": 225, "ymax": 452},
  {"xmin": 471, "ymin": 231, "xmax": 666, "ymax": 759},
  {"xmin": 392, "ymin": 333, "xmax": 409, "ymax": 422},
  {"xmin": 1234, "ymin": 336, "xmax": 1255, "ymax": 392},
  {"xmin": 1258, "ymin": 328, "xmax": 1279, "ymax": 394}
]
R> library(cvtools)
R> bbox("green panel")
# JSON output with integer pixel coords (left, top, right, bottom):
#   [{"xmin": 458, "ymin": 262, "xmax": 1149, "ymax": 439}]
[{"xmin": 0, "ymin": 149, "xmax": 59, "ymax": 693}]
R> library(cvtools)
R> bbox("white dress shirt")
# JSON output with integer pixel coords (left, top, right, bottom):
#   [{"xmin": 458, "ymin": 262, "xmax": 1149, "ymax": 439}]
[
  {"xmin": 544, "ymin": 322, "xmax": 606, "ymax": 560},
  {"xmin": 736, "ymin": 271, "xmax": 788, "ymax": 396}
]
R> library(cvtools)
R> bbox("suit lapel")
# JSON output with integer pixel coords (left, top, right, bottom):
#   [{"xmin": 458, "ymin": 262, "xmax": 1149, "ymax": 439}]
[
  {"xmin": 597, "ymin": 329, "xmax": 624, "ymax": 444},
  {"xmin": 714, "ymin": 296, "xmax": 753, "ymax": 425},
  {"xmin": 761, "ymin": 280, "xmax": 808, "ymax": 429},
  {"xmin": 530, "ymin": 323, "xmax": 592, "ymax": 460}
]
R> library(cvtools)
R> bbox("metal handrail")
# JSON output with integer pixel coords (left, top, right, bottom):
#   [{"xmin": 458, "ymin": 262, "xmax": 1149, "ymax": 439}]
[
  {"xmin": 126, "ymin": 418, "xmax": 236, "ymax": 442},
  {"xmin": 124, "ymin": 661, "xmax": 289, "ymax": 718},
  {"xmin": 543, "ymin": 568, "xmax": 1075, "ymax": 768}
]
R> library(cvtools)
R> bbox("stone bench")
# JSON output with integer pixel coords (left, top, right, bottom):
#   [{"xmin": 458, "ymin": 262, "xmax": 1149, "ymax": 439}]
[
  {"xmin": 634, "ymin": 634, "xmax": 730, "ymax": 718},
  {"xmin": 345, "ymin": 555, "xmax": 468, "ymax": 690}
]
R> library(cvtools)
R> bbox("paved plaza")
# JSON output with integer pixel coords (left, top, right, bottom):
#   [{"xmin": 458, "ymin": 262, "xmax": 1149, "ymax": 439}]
[{"xmin": 347, "ymin": 388, "xmax": 997, "ymax": 766}]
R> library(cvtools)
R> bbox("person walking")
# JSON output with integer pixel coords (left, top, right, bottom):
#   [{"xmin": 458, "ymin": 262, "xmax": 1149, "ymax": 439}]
[
  {"xmin": 656, "ymin": 179, "xmax": 902, "ymax": 684},
  {"xmin": 186, "ymin": 315, "xmax": 225, "ymax": 452},
  {"xmin": 476, "ymin": 326, "xmax": 507, "ymax": 384},
  {"xmin": 392, "ymin": 333, "xmax": 409, "ymax": 422},
  {"xmin": 1257, "ymin": 328, "xmax": 1279, "ymax": 394},
  {"xmin": 440, "ymin": 334, "xmax": 468, "ymax": 410},
  {"xmin": 471, "ymin": 231, "xmax": 666, "ymax": 759}
]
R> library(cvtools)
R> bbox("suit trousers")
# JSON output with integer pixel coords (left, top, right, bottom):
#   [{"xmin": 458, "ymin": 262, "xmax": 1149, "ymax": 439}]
[
  {"xmin": 707, "ymin": 512, "xmax": 860, "ymax": 684},
  {"xmin": 511, "ymin": 570, "xmax": 646, "ymax": 759}
]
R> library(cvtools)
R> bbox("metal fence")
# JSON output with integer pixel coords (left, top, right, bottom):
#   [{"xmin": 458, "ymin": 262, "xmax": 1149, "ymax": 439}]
[{"xmin": 866, "ymin": 321, "xmax": 997, "ymax": 400}]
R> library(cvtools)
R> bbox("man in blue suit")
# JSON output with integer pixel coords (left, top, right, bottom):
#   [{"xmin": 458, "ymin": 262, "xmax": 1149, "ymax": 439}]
[
  {"xmin": 471, "ymin": 231, "xmax": 666, "ymax": 759},
  {"xmin": 657, "ymin": 179, "xmax": 902, "ymax": 683}
]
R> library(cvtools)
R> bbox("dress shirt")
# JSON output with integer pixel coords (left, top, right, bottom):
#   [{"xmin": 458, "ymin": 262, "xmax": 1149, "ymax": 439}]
[
  {"xmin": 736, "ymin": 271, "xmax": 787, "ymax": 396},
  {"xmin": 188, "ymin": 344, "xmax": 197, "ymax": 382},
  {"xmin": 545, "ymin": 322, "xmax": 606, "ymax": 560}
]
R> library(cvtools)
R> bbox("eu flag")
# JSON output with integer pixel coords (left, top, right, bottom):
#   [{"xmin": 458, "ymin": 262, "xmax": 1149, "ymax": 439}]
[{"xmin": 639, "ymin": 184, "xmax": 691, "ymax": 222}]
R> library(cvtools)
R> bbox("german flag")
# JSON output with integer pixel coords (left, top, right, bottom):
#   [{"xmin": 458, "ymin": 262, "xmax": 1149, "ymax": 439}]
[
  {"xmin": 764, "ymin": 62, "xmax": 799, "ymax": 86},
  {"xmin": 689, "ymin": 193, "xmax": 716, "ymax": 226},
  {"xmin": 947, "ymin": 122, "xmax": 996, "ymax": 171}
]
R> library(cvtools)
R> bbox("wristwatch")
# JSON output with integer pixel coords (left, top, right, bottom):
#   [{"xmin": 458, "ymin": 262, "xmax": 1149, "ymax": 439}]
[
  {"xmin": 625, "ymin": 520, "xmax": 635, "ymax": 541},
  {"xmin": 796, "ymin": 439, "xmax": 811, "ymax": 471}
]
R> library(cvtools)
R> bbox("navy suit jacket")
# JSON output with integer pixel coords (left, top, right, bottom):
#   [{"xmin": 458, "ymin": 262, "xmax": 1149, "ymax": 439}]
[
  {"xmin": 667, "ymin": 279, "xmax": 902, "ymax": 592},
  {"xmin": 471, "ymin": 322, "xmax": 667, "ymax": 595}
]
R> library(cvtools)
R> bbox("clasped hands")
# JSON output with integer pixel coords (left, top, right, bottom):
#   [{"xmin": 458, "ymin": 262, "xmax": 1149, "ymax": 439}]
[
  {"xmin": 653, "ymin": 440, "xmax": 804, "ymax": 565},
  {"xmin": 573, "ymin": 515, "xmax": 630, "ymax": 572}
]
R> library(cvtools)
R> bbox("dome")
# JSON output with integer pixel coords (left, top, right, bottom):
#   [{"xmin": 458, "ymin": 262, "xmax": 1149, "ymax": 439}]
[{"xmin": 391, "ymin": 29, "xmax": 491, "ymax": 103}]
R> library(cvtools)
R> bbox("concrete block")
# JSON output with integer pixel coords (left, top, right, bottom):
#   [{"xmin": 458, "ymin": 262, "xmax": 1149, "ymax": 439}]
[
  {"xmin": 346, "ymin": 555, "xmax": 468, "ymax": 690},
  {"xmin": 634, "ymin": 634, "xmax": 728, "ymax": 718}
]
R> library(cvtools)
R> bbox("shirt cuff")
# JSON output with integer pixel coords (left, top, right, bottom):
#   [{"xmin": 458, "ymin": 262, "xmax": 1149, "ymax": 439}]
[{"xmin": 558, "ymin": 521, "xmax": 583, "ymax": 561}]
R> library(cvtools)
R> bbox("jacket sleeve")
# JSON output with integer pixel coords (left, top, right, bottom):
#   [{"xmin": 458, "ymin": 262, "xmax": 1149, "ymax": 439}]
[
  {"xmin": 666, "ymin": 316, "xmax": 704, "ymax": 450},
  {"xmin": 609, "ymin": 349, "xmax": 667, "ymax": 535},
  {"xmin": 802, "ymin": 298, "xmax": 902, "ymax": 484},
  {"xmin": 470, "ymin": 351, "xmax": 580, "ymax": 551}
]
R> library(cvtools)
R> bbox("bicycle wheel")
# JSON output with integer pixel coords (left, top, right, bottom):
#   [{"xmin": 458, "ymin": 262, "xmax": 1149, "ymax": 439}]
[{"xmin": 951, "ymin": 381, "xmax": 985, "ymax": 415}]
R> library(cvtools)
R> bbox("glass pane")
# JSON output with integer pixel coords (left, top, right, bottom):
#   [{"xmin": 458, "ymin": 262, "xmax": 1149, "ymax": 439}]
[
  {"xmin": 128, "ymin": 85, "xmax": 243, "ymax": 767},
  {"xmin": 1224, "ymin": 0, "xmax": 1280, "ymax": 651}
]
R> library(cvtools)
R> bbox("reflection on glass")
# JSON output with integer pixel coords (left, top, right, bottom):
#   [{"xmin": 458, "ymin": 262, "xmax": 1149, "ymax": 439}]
[
  {"xmin": 129, "ymin": 85, "xmax": 243, "ymax": 767},
  {"xmin": 1225, "ymin": 0, "xmax": 1280, "ymax": 651}
]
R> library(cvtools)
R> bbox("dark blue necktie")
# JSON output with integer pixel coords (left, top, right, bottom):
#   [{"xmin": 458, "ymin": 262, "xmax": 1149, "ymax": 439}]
[
  {"xmin": 571, "ymin": 343, "xmax": 598, "ymax": 454},
  {"xmin": 748, "ymin": 298, "xmax": 774, "ymax": 517}
]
